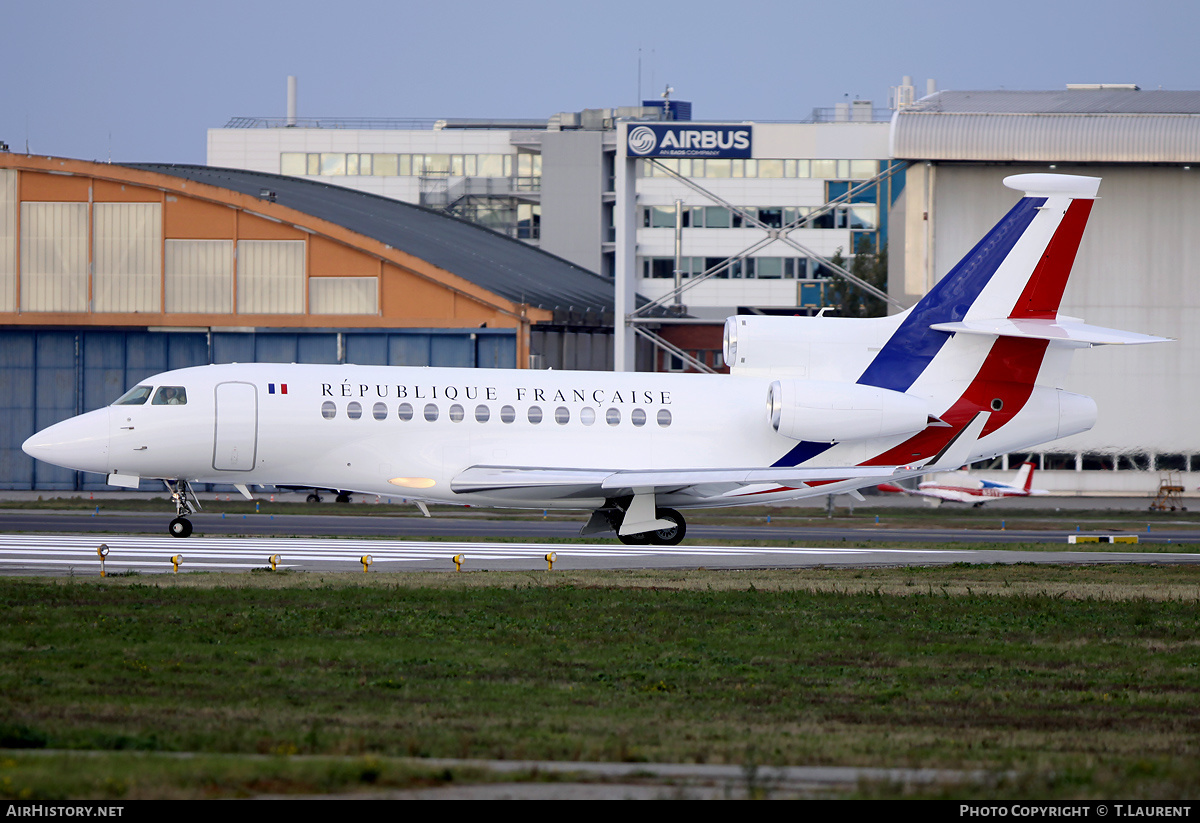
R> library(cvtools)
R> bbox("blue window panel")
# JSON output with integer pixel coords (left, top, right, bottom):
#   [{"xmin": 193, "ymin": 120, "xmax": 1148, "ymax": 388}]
[
  {"xmin": 389, "ymin": 334, "xmax": 431, "ymax": 366},
  {"xmin": 125, "ymin": 332, "xmax": 170, "ymax": 384},
  {"xmin": 34, "ymin": 333, "xmax": 81, "ymax": 489},
  {"xmin": 430, "ymin": 334, "xmax": 473, "ymax": 368},
  {"xmin": 297, "ymin": 333, "xmax": 338, "ymax": 364},
  {"xmin": 0, "ymin": 332, "xmax": 36, "ymax": 489},
  {"xmin": 212, "ymin": 333, "xmax": 255, "ymax": 365},
  {"xmin": 827, "ymin": 180, "xmax": 877, "ymax": 204},
  {"xmin": 167, "ymin": 333, "xmax": 210, "ymax": 371},
  {"xmin": 254, "ymin": 334, "xmax": 300, "ymax": 364},
  {"xmin": 345, "ymin": 333, "xmax": 388, "ymax": 365},
  {"xmin": 82, "ymin": 332, "xmax": 129, "ymax": 410},
  {"xmin": 476, "ymin": 332, "xmax": 516, "ymax": 369}
]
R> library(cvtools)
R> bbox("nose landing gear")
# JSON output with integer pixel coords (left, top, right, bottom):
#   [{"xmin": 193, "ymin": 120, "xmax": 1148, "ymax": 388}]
[{"xmin": 165, "ymin": 479, "xmax": 200, "ymax": 538}]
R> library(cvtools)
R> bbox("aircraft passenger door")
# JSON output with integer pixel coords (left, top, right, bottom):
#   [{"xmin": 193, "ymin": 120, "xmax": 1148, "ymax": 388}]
[{"xmin": 213, "ymin": 382, "xmax": 258, "ymax": 472}]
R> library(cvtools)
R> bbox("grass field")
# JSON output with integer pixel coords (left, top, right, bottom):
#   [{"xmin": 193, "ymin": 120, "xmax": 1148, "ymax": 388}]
[{"xmin": 2, "ymin": 564, "xmax": 1199, "ymax": 799}]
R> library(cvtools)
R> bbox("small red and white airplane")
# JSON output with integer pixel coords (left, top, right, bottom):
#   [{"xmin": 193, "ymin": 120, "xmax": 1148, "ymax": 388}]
[
  {"xmin": 877, "ymin": 461, "xmax": 1046, "ymax": 507},
  {"xmin": 21, "ymin": 174, "xmax": 1167, "ymax": 542}
]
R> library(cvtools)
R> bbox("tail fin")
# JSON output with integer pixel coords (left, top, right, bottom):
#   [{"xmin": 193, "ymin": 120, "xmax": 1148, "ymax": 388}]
[
  {"xmin": 1013, "ymin": 461, "xmax": 1035, "ymax": 492},
  {"xmin": 858, "ymin": 174, "xmax": 1163, "ymax": 469},
  {"xmin": 857, "ymin": 173, "xmax": 1102, "ymax": 394}
]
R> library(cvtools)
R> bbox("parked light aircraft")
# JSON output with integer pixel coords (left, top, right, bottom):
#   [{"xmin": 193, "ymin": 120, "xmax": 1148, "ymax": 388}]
[
  {"xmin": 877, "ymin": 461, "xmax": 1046, "ymax": 506},
  {"xmin": 22, "ymin": 174, "xmax": 1167, "ymax": 542}
]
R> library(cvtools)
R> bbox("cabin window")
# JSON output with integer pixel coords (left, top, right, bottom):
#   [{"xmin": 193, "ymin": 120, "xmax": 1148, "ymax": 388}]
[
  {"xmin": 631, "ymin": 408, "xmax": 647, "ymax": 427},
  {"xmin": 606, "ymin": 408, "xmax": 621, "ymax": 426},
  {"xmin": 475, "ymin": 404, "xmax": 490, "ymax": 423},
  {"xmin": 580, "ymin": 407, "xmax": 596, "ymax": 426},
  {"xmin": 113, "ymin": 386, "xmax": 153, "ymax": 406},
  {"xmin": 151, "ymin": 386, "xmax": 188, "ymax": 405},
  {"xmin": 398, "ymin": 402, "xmax": 413, "ymax": 421},
  {"xmin": 554, "ymin": 406, "xmax": 570, "ymax": 425},
  {"xmin": 527, "ymin": 406, "xmax": 543, "ymax": 424},
  {"xmin": 501, "ymin": 405, "xmax": 516, "ymax": 423},
  {"xmin": 657, "ymin": 409, "xmax": 672, "ymax": 427},
  {"xmin": 424, "ymin": 403, "xmax": 439, "ymax": 422},
  {"xmin": 372, "ymin": 402, "xmax": 388, "ymax": 420},
  {"xmin": 347, "ymin": 402, "xmax": 362, "ymax": 420},
  {"xmin": 449, "ymin": 404, "xmax": 465, "ymax": 422},
  {"xmin": 321, "ymin": 401, "xmax": 336, "ymax": 419}
]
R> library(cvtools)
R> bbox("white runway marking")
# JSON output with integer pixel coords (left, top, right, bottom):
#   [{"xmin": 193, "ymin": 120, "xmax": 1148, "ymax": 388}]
[
  {"xmin": 0, "ymin": 532, "xmax": 957, "ymax": 574},
  {"xmin": 3, "ymin": 533, "xmax": 1190, "ymax": 575}
]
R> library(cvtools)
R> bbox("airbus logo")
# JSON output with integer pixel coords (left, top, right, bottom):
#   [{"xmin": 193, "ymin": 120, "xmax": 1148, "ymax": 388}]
[
  {"xmin": 626, "ymin": 124, "xmax": 753, "ymax": 158},
  {"xmin": 627, "ymin": 126, "xmax": 658, "ymax": 155}
]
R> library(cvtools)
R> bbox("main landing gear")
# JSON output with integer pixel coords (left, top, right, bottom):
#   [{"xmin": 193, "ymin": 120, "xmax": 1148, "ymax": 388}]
[
  {"xmin": 304, "ymin": 489, "xmax": 352, "ymax": 504},
  {"xmin": 618, "ymin": 508, "xmax": 686, "ymax": 546},
  {"xmin": 165, "ymin": 479, "xmax": 200, "ymax": 538},
  {"xmin": 581, "ymin": 496, "xmax": 687, "ymax": 546}
]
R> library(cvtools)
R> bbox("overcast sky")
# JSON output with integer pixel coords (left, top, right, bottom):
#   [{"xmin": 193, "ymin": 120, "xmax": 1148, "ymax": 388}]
[{"xmin": 4, "ymin": 0, "xmax": 1196, "ymax": 165}]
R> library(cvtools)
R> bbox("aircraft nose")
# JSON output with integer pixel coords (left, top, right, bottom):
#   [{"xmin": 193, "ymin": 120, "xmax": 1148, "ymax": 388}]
[{"xmin": 22, "ymin": 409, "xmax": 111, "ymax": 473}]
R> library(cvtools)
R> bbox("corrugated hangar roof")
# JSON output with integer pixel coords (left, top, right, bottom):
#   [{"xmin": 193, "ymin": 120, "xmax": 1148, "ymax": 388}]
[
  {"xmin": 892, "ymin": 89, "xmax": 1200, "ymax": 163},
  {"xmin": 127, "ymin": 163, "xmax": 617, "ymax": 318}
]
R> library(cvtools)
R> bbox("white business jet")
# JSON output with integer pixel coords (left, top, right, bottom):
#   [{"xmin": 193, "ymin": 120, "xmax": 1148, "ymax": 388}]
[{"xmin": 22, "ymin": 174, "xmax": 1166, "ymax": 541}]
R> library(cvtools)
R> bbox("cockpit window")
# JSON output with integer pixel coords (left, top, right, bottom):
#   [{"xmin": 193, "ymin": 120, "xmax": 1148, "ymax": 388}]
[
  {"xmin": 113, "ymin": 385, "xmax": 153, "ymax": 406},
  {"xmin": 152, "ymin": 386, "xmax": 188, "ymax": 406}
]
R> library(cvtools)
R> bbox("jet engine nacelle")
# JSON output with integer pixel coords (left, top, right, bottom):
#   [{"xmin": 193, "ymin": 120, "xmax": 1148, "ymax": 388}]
[{"xmin": 767, "ymin": 379, "xmax": 931, "ymax": 443}]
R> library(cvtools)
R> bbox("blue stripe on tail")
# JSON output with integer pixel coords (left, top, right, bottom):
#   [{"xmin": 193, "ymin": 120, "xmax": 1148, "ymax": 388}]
[{"xmin": 856, "ymin": 196, "xmax": 1045, "ymax": 393}]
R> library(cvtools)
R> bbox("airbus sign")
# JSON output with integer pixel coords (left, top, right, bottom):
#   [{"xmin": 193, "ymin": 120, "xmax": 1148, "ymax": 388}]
[{"xmin": 626, "ymin": 124, "xmax": 753, "ymax": 159}]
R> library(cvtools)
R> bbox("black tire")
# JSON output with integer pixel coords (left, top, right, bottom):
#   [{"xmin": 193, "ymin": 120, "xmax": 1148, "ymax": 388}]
[
  {"xmin": 169, "ymin": 517, "xmax": 193, "ymax": 538},
  {"xmin": 335, "ymin": 493, "xmax": 351, "ymax": 504},
  {"xmin": 618, "ymin": 531, "xmax": 651, "ymax": 545},
  {"xmin": 650, "ymin": 508, "xmax": 686, "ymax": 546},
  {"xmin": 306, "ymin": 493, "xmax": 320, "ymax": 504}
]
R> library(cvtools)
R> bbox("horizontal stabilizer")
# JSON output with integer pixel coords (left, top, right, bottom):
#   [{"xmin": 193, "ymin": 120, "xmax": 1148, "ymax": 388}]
[{"xmin": 931, "ymin": 317, "xmax": 1170, "ymax": 346}]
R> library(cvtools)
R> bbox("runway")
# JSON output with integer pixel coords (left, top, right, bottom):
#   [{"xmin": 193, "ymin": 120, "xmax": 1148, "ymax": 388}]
[
  {"xmin": 3, "ymin": 509, "xmax": 1200, "ymax": 544},
  {"xmin": 2, "ymin": 531, "xmax": 1198, "ymax": 576}
]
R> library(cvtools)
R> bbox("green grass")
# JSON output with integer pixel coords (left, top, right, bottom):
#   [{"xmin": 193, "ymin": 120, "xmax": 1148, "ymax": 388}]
[{"xmin": 2, "ymin": 566, "xmax": 1200, "ymax": 798}]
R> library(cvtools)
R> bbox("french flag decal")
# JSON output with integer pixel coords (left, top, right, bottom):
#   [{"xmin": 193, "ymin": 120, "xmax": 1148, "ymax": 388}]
[{"xmin": 268, "ymin": 383, "xmax": 288, "ymax": 395}]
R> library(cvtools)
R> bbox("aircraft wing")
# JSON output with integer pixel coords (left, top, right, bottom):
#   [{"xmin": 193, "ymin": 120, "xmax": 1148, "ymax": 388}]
[{"xmin": 451, "ymin": 464, "xmax": 901, "ymax": 500}]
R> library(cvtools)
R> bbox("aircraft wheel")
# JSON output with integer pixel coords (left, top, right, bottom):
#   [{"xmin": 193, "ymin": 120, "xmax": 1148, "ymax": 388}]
[
  {"xmin": 169, "ymin": 517, "xmax": 193, "ymax": 538},
  {"xmin": 617, "ymin": 531, "xmax": 651, "ymax": 545},
  {"xmin": 651, "ymin": 508, "xmax": 686, "ymax": 546},
  {"xmin": 335, "ymin": 493, "xmax": 351, "ymax": 504},
  {"xmin": 306, "ymin": 493, "xmax": 321, "ymax": 504}
]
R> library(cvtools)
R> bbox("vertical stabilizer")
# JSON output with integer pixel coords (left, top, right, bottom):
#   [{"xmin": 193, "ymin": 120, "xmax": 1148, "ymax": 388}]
[
  {"xmin": 858, "ymin": 173, "xmax": 1101, "ymax": 394},
  {"xmin": 1013, "ymin": 461, "xmax": 1035, "ymax": 492}
]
